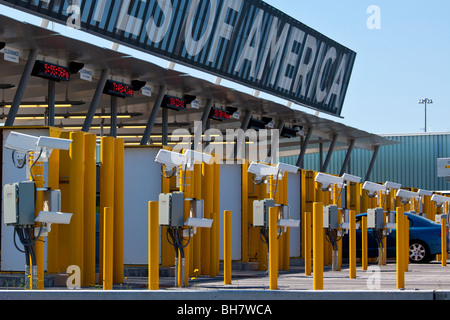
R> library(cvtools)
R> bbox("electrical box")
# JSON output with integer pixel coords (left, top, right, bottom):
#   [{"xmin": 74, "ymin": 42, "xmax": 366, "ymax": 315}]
[
  {"xmin": 367, "ymin": 208, "xmax": 384, "ymax": 229},
  {"xmin": 323, "ymin": 205, "xmax": 339, "ymax": 229},
  {"xmin": 3, "ymin": 181, "xmax": 36, "ymax": 227},
  {"xmin": 159, "ymin": 192, "xmax": 184, "ymax": 227},
  {"xmin": 253, "ymin": 199, "xmax": 275, "ymax": 227}
]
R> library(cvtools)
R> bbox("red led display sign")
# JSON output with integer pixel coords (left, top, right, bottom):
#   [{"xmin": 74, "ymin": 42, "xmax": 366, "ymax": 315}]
[
  {"xmin": 31, "ymin": 60, "xmax": 70, "ymax": 82},
  {"xmin": 209, "ymin": 107, "xmax": 231, "ymax": 121},
  {"xmin": 161, "ymin": 95, "xmax": 186, "ymax": 111},
  {"xmin": 103, "ymin": 79, "xmax": 133, "ymax": 98}
]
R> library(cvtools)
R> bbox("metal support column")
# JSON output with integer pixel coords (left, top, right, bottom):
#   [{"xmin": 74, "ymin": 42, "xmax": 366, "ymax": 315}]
[
  {"xmin": 141, "ymin": 85, "xmax": 167, "ymax": 145},
  {"xmin": 296, "ymin": 128, "xmax": 313, "ymax": 168},
  {"xmin": 364, "ymin": 145, "xmax": 380, "ymax": 182},
  {"xmin": 47, "ymin": 80, "xmax": 56, "ymax": 127},
  {"xmin": 82, "ymin": 68, "xmax": 109, "ymax": 132},
  {"xmin": 200, "ymin": 99, "xmax": 214, "ymax": 130},
  {"xmin": 339, "ymin": 139, "xmax": 355, "ymax": 176},
  {"xmin": 320, "ymin": 134, "xmax": 338, "ymax": 173},
  {"xmin": 110, "ymin": 96, "xmax": 117, "ymax": 138},
  {"xmin": 162, "ymin": 107, "xmax": 168, "ymax": 146},
  {"xmin": 5, "ymin": 49, "xmax": 39, "ymax": 126}
]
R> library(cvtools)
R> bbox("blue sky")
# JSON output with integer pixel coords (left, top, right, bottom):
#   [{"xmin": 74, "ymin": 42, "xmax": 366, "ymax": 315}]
[{"xmin": 1, "ymin": 0, "xmax": 449, "ymax": 134}]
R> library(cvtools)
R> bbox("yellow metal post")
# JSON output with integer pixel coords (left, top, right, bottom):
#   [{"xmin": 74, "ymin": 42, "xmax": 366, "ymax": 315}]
[
  {"xmin": 103, "ymin": 207, "xmax": 113, "ymax": 290},
  {"xmin": 362, "ymin": 216, "xmax": 368, "ymax": 271},
  {"xmin": 304, "ymin": 212, "xmax": 311, "ymax": 276},
  {"xmin": 224, "ymin": 210, "xmax": 232, "ymax": 285},
  {"xmin": 99, "ymin": 137, "xmax": 115, "ymax": 283},
  {"xmin": 212, "ymin": 161, "xmax": 221, "ymax": 276},
  {"xmin": 269, "ymin": 206, "xmax": 278, "ymax": 290},
  {"xmin": 69, "ymin": 131, "xmax": 85, "ymax": 284},
  {"xmin": 404, "ymin": 215, "xmax": 409, "ymax": 272},
  {"xmin": 148, "ymin": 201, "xmax": 159, "ymax": 290},
  {"xmin": 313, "ymin": 202, "xmax": 324, "ymax": 290},
  {"xmin": 349, "ymin": 210, "xmax": 356, "ymax": 279},
  {"xmin": 396, "ymin": 207, "xmax": 405, "ymax": 289},
  {"xmin": 113, "ymin": 138, "xmax": 124, "ymax": 284},
  {"xmin": 441, "ymin": 216, "xmax": 447, "ymax": 267},
  {"xmin": 201, "ymin": 162, "xmax": 213, "ymax": 276},
  {"xmin": 241, "ymin": 161, "xmax": 249, "ymax": 262},
  {"xmin": 83, "ymin": 133, "xmax": 97, "ymax": 287}
]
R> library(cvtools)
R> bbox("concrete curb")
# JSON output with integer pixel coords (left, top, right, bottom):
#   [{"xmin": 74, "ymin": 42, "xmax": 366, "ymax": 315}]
[{"xmin": 0, "ymin": 289, "xmax": 441, "ymax": 300}]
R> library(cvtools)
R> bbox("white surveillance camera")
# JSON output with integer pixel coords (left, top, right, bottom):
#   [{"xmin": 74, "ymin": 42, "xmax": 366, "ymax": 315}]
[
  {"xmin": 314, "ymin": 172, "xmax": 344, "ymax": 191},
  {"xmin": 155, "ymin": 149, "xmax": 186, "ymax": 170},
  {"xmin": 342, "ymin": 173, "xmax": 361, "ymax": 184},
  {"xmin": 396, "ymin": 189, "xmax": 419, "ymax": 205},
  {"xmin": 385, "ymin": 181, "xmax": 402, "ymax": 190},
  {"xmin": 248, "ymin": 162, "xmax": 279, "ymax": 178},
  {"xmin": 276, "ymin": 162, "xmax": 299, "ymax": 174},
  {"xmin": 183, "ymin": 149, "xmax": 212, "ymax": 164},
  {"xmin": 5, "ymin": 131, "xmax": 40, "ymax": 154},
  {"xmin": 278, "ymin": 219, "xmax": 301, "ymax": 228},
  {"xmin": 35, "ymin": 211, "xmax": 72, "ymax": 225},
  {"xmin": 362, "ymin": 181, "xmax": 386, "ymax": 197},
  {"xmin": 418, "ymin": 189, "xmax": 433, "ymax": 197},
  {"xmin": 431, "ymin": 194, "xmax": 450, "ymax": 207},
  {"xmin": 37, "ymin": 136, "xmax": 72, "ymax": 151}
]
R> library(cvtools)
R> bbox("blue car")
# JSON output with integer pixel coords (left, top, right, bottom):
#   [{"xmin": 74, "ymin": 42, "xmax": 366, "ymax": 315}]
[{"xmin": 342, "ymin": 212, "xmax": 449, "ymax": 263}]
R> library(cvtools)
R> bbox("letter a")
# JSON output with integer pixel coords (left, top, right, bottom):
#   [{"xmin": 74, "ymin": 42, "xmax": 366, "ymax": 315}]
[{"xmin": 366, "ymin": 5, "xmax": 381, "ymax": 30}]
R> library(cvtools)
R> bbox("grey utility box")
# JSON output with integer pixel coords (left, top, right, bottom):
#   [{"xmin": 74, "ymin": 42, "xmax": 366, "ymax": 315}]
[
  {"xmin": 253, "ymin": 199, "xmax": 275, "ymax": 227},
  {"xmin": 159, "ymin": 192, "xmax": 184, "ymax": 227},
  {"xmin": 323, "ymin": 205, "xmax": 339, "ymax": 229},
  {"xmin": 367, "ymin": 208, "xmax": 384, "ymax": 229},
  {"xmin": 3, "ymin": 181, "xmax": 36, "ymax": 227}
]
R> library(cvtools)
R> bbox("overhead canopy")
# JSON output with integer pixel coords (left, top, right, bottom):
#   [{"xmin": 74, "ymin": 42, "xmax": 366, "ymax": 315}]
[{"xmin": 0, "ymin": 14, "xmax": 395, "ymax": 161}]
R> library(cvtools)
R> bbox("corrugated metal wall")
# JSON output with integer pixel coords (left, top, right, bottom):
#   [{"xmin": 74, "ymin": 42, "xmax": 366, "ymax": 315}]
[{"xmin": 281, "ymin": 133, "xmax": 450, "ymax": 191}]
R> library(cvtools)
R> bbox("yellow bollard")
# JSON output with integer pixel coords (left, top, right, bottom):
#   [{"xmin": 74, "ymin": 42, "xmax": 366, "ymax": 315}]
[
  {"xmin": 362, "ymin": 216, "xmax": 368, "ymax": 271},
  {"xmin": 103, "ymin": 207, "xmax": 114, "ymax": 290},
  {"xmin": 304, "ymin": 212, "xmax": 311, "ymax": 276},
  {"xmin": 224, "ymin": 210, "xmax": 232, "ymax": 285},
  {"xmin": 213, "ymin": 161, "xmax": 221, "ymax": 276},
  {"xmin": 404, "ymin": 215, "xmax": 409, "ymax": 272},
  {"xmin": 442, "ymin": 216, "xmax": 448, "ymax": 267},
  {"xmin": 201, "ymin": 163, "xmax": 213, "ymax": 276},
  {"xmin": 313, "ymin": 202, "xmax": 324, "ymax": 290},
  {"xmin": 31, "ymin": 159, "xmax": 45, "ymax": 290},
  {"xmin": 396, "ymin": 207, "xmax": 405, "ymax": 289},
  {"xmin": 113, "ymin": 138, "xmax": 124, "ymax": 284},
  {"xmin": 84, "ymin": 133, "xmax": 97, "ymax": 286},
  {"xmin": 99, "ymin": 137, "xmax": 115, "ymax": 282},
  {"xmin": 148, "ymin": 201, "xmax": 159, "ymax": 290},
  {"xmin": 269, "ymin": 206, "xmax": 278, "ymax": 290},
  {"xmin": 349, "ymin": 210, "xmax": 356, "ymax": 279},
  {"xmin": 241, "ymin": 162, "xmax": 249, "ymax": 263}
]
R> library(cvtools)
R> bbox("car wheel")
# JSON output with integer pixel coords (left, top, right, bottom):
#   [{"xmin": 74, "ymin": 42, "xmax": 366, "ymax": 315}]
[{"xmin": 409, "ymin": 241, "xmax": 431, "ymax": 263}]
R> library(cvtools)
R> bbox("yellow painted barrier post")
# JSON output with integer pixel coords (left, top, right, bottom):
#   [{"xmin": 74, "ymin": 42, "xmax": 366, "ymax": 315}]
[
  {"xmin": 349, "ymin": 210, "xmax": 356, "ymax": 279},
  {"xmin": 99, "ymin": 137, "xmax": 115, "ymax": 283},
  {"xmin": 441, "ymin": 216, "xmax": 447, "ymax": 267},
  {"xmin": 224, "ymin": 210, "xmax": 232, "ymax": 285},
  {"xmin": 31, "ymin": 157, "xmax": 45, "ymax": 290},
  {"xmin": 304, "ymin": 212, "xmax": 311, "ymax": 276},
  {"xmin": 313, "ymin": 202, "xmax": 324, "ymax": 290},
  {"xmin": 404, "ymin": 215, "xmax": 409, "ymax": 272},
  {"xmin": 113, "ymin": 138, "xmax": 124, "ymax": 284},
  {"xmin": 148, "ymin": 201, "xmax": 159, "ymax": 290},
  {"xmin": 269, "ymin": 206, "xmax": 278, "ymax": 290},
  {"xmin": 201, "ymin": 163, "xmax": 213, "ymax": 276},
  {"xmin": 103, "ymin": 207, "xmax": 113, "ymax": 290},
  {"xmin": 396, "ymin": 207, "xmax": 405, "ymax": 289},
  {"xmin": 69, "ymin": 131, "xmax": 85, "ymax": 285},
  {"xmin": 213, "ymin": 161, "xmax": 221, "ymax": 276},
  {"xmin": 241, "ymin": 162, "xmax": 249, "ymax": 262},
  {"xmin": 362, "ymin": 216, "xmax": 368, "ymax": 271},
  {"xmin": 84, "ymin": 133, "xmax": 97, "ymax": 287}
]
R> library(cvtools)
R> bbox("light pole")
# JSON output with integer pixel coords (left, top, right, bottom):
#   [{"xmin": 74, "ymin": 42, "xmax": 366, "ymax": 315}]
[{"xmin": 418, "ymin": 98, "xmax": 433, "ymax": 132}]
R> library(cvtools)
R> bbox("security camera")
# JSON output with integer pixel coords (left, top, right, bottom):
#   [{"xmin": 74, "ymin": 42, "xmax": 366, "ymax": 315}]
[
  {"xmin": 276, "ymin": 162, "xmax": 299, "ymax": 174},
  {"xmin": 342, "ymin": 173, "xmax": 361, "ymax": 184},
  {"xmin": 314, "ymin": 172, "xmax": 344, "ymax": 191},
  {"xmin": 248, "ymin": 162, "xmax": 279, "ymax": 183},
  {"xmin": 385, "ymin": 181, "xmax": 402, "ymax": 190},
  {"xmin": 362, "ymin": 181, "xmax": 386, "ymax": 198},
  {"xmin": 431, "ymin": 194, "xmax": 450, "ymax": 207},
  {"xmin": 36, "ymin": 136, "xmax": 72, "ymax": 151},
  {"xmin": 155, "ymin": 149, "xmax": 186, "ymax": 170},
  {"xmin": 396, "ymin": 189, "xmax": 419, "ymax": 205},
  {"xmin": 5, "ymin": 131, "xmax": 40, "ymax": 154},
  {"xmin": 184, "ymin": 149, "xmax": 212, "ymax": 164},
  {"xmin": 418, "ymin": 189, "xmax": 433, "ymax": 197},
  {"xmin": 278, "ymin": 219, "xmax": 301, "ymax": 228}
]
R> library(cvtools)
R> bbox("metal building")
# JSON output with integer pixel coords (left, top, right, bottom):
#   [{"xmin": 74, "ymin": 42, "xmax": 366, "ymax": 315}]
[{"xmin": 281, "ymin": 132, "xmax": 450, "ymax": 191}]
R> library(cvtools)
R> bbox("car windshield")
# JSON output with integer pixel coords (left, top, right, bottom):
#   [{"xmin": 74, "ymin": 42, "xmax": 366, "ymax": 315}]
[{"xmin": 356, "ymin": 211, "xmax": 437, "ymax": 227}]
